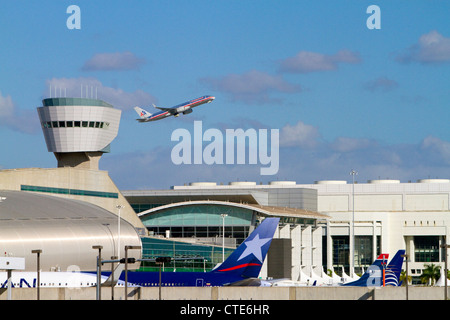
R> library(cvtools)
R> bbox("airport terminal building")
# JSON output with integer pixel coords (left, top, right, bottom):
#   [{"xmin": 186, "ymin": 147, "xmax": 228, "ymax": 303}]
[
  {"xmin": 1, "ymin": 95, "xmax": 449, "ymax": 286},
  {"xmin": 123, "ymin": 179, "xmax": 450, "ymax": 283}
]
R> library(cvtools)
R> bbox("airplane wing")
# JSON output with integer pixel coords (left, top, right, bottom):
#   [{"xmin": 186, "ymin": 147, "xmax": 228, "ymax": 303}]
[{"xmin": 153, "ymin": 104, "xmax": 178, "ymax": 114}]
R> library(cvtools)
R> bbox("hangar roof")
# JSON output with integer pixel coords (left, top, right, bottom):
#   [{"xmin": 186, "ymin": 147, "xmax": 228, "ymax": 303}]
[
  {"xmin": 0, "ymin": 190, "xmax": 141, "ymax": 271},
  {"xmin": 0, "ymin": 190, "xmax": 116, "ymax": 220}
]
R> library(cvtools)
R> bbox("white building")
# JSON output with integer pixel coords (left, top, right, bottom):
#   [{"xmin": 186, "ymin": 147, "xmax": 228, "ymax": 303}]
[
  {"xmin": 307, "ymin": 178, "xmax": 450, "ymax": 281},
  {"xmin": 124, "ymin": 178, "xmax": 450, "ymax": 282}
]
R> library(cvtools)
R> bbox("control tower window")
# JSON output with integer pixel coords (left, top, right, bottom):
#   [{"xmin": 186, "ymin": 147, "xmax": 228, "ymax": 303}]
[
  {"xmin": 67, "ymin": 121, "xmax": 73, "ymax": 127},
  {"xmin": 59, "ymin": 121, "xmax": 66, "ymax": 128},
  {"xmin": 74, "ymin": 121, "xmax": 81, "ymax": 127}
]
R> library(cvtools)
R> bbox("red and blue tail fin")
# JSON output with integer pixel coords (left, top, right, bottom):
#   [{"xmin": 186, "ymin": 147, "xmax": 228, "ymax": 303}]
[
  {"xmin": 213, "ymin": 218, "xmax": 279, "ymax": 278},
  {"xmin": 385, "ymin": 249, "xmax": 406, "ymax": 286},
  {"xmin": 343, "ymin": 253, "xmax": 389, "ymax": 287}
]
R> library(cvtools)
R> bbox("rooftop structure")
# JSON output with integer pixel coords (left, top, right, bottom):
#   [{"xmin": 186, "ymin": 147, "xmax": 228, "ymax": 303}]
[{"xmin": 37, "ymin": 97, "xmax": 121, "ymax": 170}]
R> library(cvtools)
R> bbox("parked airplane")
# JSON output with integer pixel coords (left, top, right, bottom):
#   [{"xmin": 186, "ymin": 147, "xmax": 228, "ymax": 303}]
[
  {"xmin": 120, "ymin": 217, "xmax": 279, "ymax": 287},
  {"xmin": 384, "ymin": 249, "xmax": 406, "ymax": 286},
  {"xmin": 0, "ymin": 217, "xmax": 279, "ymax": 288},
  {"xmin": 258, "ymin": 249, "xmax": 405, "ymax": 287},
  {"xmin": 134, "ymin": 95, "xmax": 215, "ymax": 122},
  {"xmin": 0, "ymin": 270, "xmax": 120, "ymax": 288},
  {"xmin": 342, "ymin": 249, "xmax": 405, "ymax": 287}
]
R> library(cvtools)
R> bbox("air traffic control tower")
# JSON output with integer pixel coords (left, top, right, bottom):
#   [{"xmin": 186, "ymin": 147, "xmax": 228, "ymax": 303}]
[{"xmin": 37, "ymin": 97, "xmax": 121, "ymax": 169}]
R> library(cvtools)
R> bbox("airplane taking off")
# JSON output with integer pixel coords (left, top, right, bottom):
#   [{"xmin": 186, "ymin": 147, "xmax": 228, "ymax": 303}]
[
  {"xmin": 0, "ymin": 218, "xmax": 279, "ymax": 288},
  {"xmin": 134, "ymin": 95, "xmax": 215, "ymax": 122}
]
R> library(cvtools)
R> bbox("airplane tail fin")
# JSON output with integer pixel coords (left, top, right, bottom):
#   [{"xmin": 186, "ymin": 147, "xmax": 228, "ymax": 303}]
[
  {"xmin": 134, "ymin": 106, "xmax": 152, "ymax": 119},
  {"xmin": 342, "ymin": 253, "xmax": 389, "ymax": 287},
  {"xmin": 101, "ymin": 263, "xmax": 125, "ymax": 287},
  {"xmin": 213, "ymin": 218, "xmax": 279, "ymax": 279},
  {"xmin": 385, "ymin": 249, "xmax": 405, "ymax": 286}
]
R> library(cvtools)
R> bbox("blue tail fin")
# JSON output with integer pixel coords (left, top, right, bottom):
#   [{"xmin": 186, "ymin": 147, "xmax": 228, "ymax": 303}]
[
  {"xmin": 214, "ymin": 218, "xmax": 279, "ymax": 278},
  {"xmin": 385, "ymin": 249, "xmax": 405, "ymax": 286},
  {"xmin": 343, "ymin": 253, "xmax": 389, "ymax": 287}
]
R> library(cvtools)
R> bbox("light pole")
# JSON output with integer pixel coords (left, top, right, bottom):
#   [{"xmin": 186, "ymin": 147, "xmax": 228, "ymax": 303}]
[
  {"xmin": 221, "ymin": 214, "xmax": 228, "ymax": 262},
  {"xmin": 92, "ymin": 245, "xmax": 103, "ymax": 300},
  {"xmin": 441, "ymin": 243, "xmax": 449, "ymax": 300},
  {"xmin": 156, "ymin": 257, "xmax": 171, "ymax": 300},
  {"xmin": 401, "ymin": 254, "xmax": 409, "ymax": 300},
  {"xmin": 124, "ymin": 245, "xmax": 141, "ymax": 300},
  {"xmin": 350, "ymin": 169, "xmax": 358, "ymax": 276},
  {"xmin": 31, "ymin": 249, "xmax": 42, "ymax": 300},
  {"xmin": 116, "ymin": 204, "xmax": 124, "ymax": 260}
]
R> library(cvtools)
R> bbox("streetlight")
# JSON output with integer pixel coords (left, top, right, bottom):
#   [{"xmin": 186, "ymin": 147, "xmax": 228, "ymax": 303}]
[
  {"xmin": 349, "ymin": 169, "xmax": 358, "ymax": 276},
  {"xmin": 441, "ymin": 243, "xmax": 449, "ymax": 300},
  {"xmin": 401, "ymin": 253, "xmax": 409, "ymax": 300},
  {"xmin": 116, "ymin": 205, "xmax": 124, "ymax": 260},
  {"xmin": 221, "ymin": 214, "xmax": 228, "ymax": 262},
  {"xmin": 156, "ymin": 257, "xmax": 171, "ymax": 300},
  {"xmin": 124, "ymin": 245, "xmax": 141, "ymax": 300},
  {"xmin": 110, "ymin": 255, "xmax": 117, "ymax": 300},
  {"xmin": 92, "ymin": 245, "xmax": 103, "ymax": 300},
  {"xmin": 31, "ymin": 249, "xmax": 42, "ymax": 300}
]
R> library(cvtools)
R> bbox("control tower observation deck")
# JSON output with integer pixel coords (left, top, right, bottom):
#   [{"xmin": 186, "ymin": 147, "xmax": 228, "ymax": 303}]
[{"xmin": 37, "ymin": 97, "xmax": 121, "ymax": 169}]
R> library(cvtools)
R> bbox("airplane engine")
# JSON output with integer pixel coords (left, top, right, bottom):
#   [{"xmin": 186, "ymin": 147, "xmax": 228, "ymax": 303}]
[{"xmin": 183, "ymin": 109, "xmax": 193, "ymax": 115}]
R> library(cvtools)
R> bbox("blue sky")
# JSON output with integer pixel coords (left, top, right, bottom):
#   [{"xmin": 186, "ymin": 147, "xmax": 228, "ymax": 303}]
[{"xmin": 0, "ymin": 1, "xmax": 449, "ymax": 189}]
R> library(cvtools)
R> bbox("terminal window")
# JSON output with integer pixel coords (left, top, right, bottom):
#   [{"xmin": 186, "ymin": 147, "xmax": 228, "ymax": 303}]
[{"xmin": 414, "ymin": 236, "xmax": 440, "ymax": 262}]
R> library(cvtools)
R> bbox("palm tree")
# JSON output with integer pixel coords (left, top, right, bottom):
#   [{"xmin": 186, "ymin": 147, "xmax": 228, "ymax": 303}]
[
  {"xmin": 400, "ymin": 270, "xmax": 412, "ymax": 286},
  {"xmin": 420, "ymin": 263, "xmax": 441, "ymax": 286}
]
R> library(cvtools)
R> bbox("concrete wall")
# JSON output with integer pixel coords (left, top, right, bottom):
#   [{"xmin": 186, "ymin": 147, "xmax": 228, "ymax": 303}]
[{"xmin": 3, "ymin": 286, "xmax": 449, "ymax": 300}]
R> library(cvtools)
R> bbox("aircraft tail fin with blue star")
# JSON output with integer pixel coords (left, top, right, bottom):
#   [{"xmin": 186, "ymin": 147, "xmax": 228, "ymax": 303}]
[
  {"xmin": 213, "ymin": 217, "xmax": 280, "ymax": 278},
  {"xmin": 114, "ymin": 217, "xmax": 279, "ymax": 287}
]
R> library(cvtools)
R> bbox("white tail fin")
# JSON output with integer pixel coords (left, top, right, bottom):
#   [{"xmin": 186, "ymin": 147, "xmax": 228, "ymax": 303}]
[{"xmin": 134, "ymin": 106, "xmax": 152, "ymax": 119}]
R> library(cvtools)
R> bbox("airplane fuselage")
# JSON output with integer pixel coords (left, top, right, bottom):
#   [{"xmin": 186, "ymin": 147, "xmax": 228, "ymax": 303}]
[{"xmin": 136, "ymin": 95, "xmax": 215, "ymax": 122}]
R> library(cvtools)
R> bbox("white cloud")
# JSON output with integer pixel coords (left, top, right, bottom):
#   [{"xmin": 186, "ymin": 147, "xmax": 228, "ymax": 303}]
[
  {"xmin": 46, "ymin": 77, "xmax": 157, "ymax": 110},
  {"xmin": 421, "ymin": 136, "xmax": 450, "ymax": 165},
  {"xmin": 280, "ymin": 121, "xmax": 321, "ymax": 148},
  {"xmin": 0, "ymin": 91, "xmax": 39, "ymax": 133},
  {"xmin": 363, "ymin": 77, "xmax": 399, "ymax": 92},
  {"xmin": 331, "ymin": 137, "xmax": 373, "ymax": 153},
  {"xmin": 200, "ymin": 70, "xmax": 301, "ymax": 104},
  {"xmin": 396, "ymin": 30, "xmax": 450, "ymax": 64},
  {"xmin": 278, "ymin": 49, "xmax": 361, "ymax": 74},
  {"xmin": 82, "ymin": 51, "xmax": 146, "ymax": 71},
  {"xmin": 0, "ymin": 91, "xmax": 14, "ymax": 118}
]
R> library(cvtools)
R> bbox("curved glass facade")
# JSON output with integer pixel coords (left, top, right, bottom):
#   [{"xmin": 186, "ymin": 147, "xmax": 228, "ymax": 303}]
[
  {"xmin": 141, "ymin": 204, "xmax": 255, "ymax": 244},
  {"xmin": 141, "ymin": 204, "xmax": 254, "ymax": 226}
]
